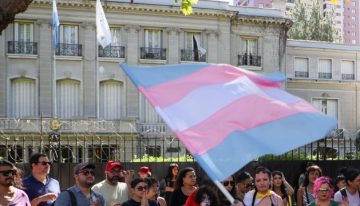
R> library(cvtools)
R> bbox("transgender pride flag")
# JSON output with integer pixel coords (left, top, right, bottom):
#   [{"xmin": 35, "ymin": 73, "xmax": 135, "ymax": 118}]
[{"xmin": 120, "ymin": 63, "xmax": 336, "ymax": 182}]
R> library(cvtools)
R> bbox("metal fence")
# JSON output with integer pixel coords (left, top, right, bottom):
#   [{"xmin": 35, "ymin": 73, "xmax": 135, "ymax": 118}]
[{"xmin": 1, "ymin": 133, "xmax": 359, "ymax": 164}]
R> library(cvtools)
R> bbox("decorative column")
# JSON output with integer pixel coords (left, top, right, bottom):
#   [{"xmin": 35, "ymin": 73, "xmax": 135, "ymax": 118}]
[
  {"xmin": 37, "ymin": 20, "xmax": 53, "ymax": 117},
  {"xmin": 166, "ymin": 27, "xmax": 181, "ymax": 64},
  {"xmin": 0, "ymin": 22, "xmax": 7, "ymax": 116},
  {"xmin": 124, "ymin": 25, "xmax": 140, "ymax": 66},
  {"xmin": 124, "ymin": 25, "xmax": 140, "ymax": 117},
  {"xmin": 81, "ymin": 22, "xmax": 96, "ymax": 118},
  {"xmin": 205, "ymin": 29, "xmax": 219, "ymax": 63}
]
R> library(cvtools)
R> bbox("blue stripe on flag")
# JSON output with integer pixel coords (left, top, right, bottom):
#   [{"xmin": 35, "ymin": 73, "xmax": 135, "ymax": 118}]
[
  {"xmin": 120, "ymin": 63, "xmax": 208, "ymax": 88},
  {"xmin": 193, "ymin": 112, "xmax": 336, "ymax": 181}
]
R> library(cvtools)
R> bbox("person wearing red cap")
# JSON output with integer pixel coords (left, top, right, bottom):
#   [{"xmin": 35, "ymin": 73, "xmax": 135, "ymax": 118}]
[
  {"xmin": 92, "ymin": 160, "xmax": 132, "ymax": 206},
  {"xmin": 138, "ymin": 166, "xmax": 151, "ymax": 179}
]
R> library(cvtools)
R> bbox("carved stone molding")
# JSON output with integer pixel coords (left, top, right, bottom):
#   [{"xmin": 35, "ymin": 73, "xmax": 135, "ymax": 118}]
[
  {"xmin": 36, "ymin": 19, "xmax": 51, "ymax": 28},
  {"xmin": 80, "ymin": 22, "xmax": 95, "ymax": 30},
  {"xmin": 205, "ymin": 29, "xmax": 219, "ymax": 37},
  {"xmin": 165, "ymin": 27, "xmax": 181, "ymax": 34},
  {"xmin": 124, "ymin": 25, "xmax": 141, "ymax": 33}
]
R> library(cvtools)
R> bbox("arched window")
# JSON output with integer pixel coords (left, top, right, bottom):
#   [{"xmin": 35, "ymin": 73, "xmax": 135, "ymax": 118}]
[{"xmin": 57, "ymin": 79, "xmax": 80, "ymax": 118}]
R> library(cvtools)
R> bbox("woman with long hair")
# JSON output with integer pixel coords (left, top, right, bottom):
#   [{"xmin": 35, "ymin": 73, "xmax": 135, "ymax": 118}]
[
  {"xmin": 244, "ymin": 166, "xmax": 283, "ymax": 206},
  {"xmin": 170, "ymin": 167, "xmax": 197, "ymax": 206},
  {"xmin": 161, "ymin": 163, "xmax": 179, "ymax": 205},
  {"xmin": 214, "ymin": 175, "xmax": 239, "ymax": 206},
  {"xmin": 309, "ymin": 176, "xmax": 338, "ymax": 206},
  {"xmin": 271, "ymin": 171, "xmax": 294, "ymax": 206},
  {"xmin": 297, "ymin": 165, "xmax": 322, "ymax": 206}
]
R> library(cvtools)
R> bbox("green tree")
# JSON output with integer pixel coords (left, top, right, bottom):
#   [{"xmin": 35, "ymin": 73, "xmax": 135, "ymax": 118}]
[
  {"xmin": 176, "ymin": 0, "xmax": 198, "ymax": 16},
  {"xmin": 288, "ymin": 0, "xmax": 339, "ymax": 42}
]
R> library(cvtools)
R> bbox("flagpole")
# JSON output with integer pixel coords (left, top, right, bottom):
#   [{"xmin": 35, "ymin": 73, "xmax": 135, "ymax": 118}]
[
  {"xmin": 214, "ymin": 180, "xmax": 235, "ymax": 204},
  {"xmin": 53, "ymin": 45, "xmax": 57, "ymax": 117}
]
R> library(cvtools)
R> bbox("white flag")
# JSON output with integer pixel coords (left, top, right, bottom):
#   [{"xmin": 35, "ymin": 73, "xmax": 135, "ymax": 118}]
[
  {"xmin": 96, "ymin": 0, "xmax": 112, "ymax": 48},
  {"xmin": 52, "ymin": 0, "xmax": 60, "ymax": 48}
]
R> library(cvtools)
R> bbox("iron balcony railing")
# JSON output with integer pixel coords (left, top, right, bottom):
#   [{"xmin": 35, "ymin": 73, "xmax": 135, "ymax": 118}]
[
  {"xmin": 8, "ymin": 41, "xmax": 38, "ymax": 55},
  {"xmin": 295, "ymin": 71, "xmax": 309, "ymax": 78},
  {"xmin": 318, "ymin": 72, "xmax": 332, "ymax": 79},
  {"xmin": 180, "ymin": 49, "xmax": 206, "ymax": 62},
  {"xmin": 342, "ymin": 74, "xmax": 355, "ymax": 80},
  {"xmin": 140, "ymin": 47, "xmax": 166, "ymax": 60},
  {"xmin": 55, "ymin": 43, "xmax": 82, "ymax": 56},
  {"xmin": 238, "ymin": 54, "xmax": 261, "ymax": 67},
  {"xmin": 98, "ymin": 45, "xmax": 125, "ymax": 58}
]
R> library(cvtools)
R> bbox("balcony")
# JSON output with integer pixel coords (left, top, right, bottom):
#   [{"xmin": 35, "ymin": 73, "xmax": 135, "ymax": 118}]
[
  {"xmin": 181, "ymin": 49, "xmax": 206, "ymax": 62},
  {"xmin": 8, "ymin": 41, "xmax": 37, "ymax": 55},
  {"xmin": 238, "ymin": 54, "xmax": 261, "ymax": 67},
  {"xmin": 55, "ymin": 43, "xmax": 82, "ymax": 56},
  {"xmin": 342, "ymin": 73, "xmax": 354, "ymax": 80},
  {"xmin": 99, "ymin": 45, "xmax": 125, "ymax": 58},
  {"xmin": 318, "ymin": 72, "xmax": 332, "ymax": 79},
  {"xmin": 140, "ymin": 47, "xmax": 166, "ymax": 60},
  {"xmin": 294, "ymin": 71, "xmax": 309, "ymax": 78}
]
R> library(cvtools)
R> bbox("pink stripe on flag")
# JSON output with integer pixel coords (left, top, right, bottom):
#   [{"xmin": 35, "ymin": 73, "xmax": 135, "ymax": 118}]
[
  {"xmin": 175, "ymin": 96, "xmax": 319, "ymax": 154},
  {"xmin": 145, "ymin": 64, "xmax": 282, "ymax": 108}
]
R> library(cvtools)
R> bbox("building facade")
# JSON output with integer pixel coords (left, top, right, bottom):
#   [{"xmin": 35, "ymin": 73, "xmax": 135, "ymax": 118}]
[
  {"xmin": 0, "ymin": 0, "xmax": 291, "ymax": 163},
  {"xmin": 286, "ymin": 39, "xmax": 360, "ymax": 157}
]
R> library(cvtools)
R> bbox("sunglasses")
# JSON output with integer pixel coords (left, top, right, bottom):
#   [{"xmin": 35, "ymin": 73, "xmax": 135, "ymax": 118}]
[
  {"xmin": 80, "ymin": 170, "xmax": 95, "ymax": 176},
  {"xmin": 36, "ymin": 161, "xmax": 52, "ymax": 166},
  {"xmin": 319, "ymin": 188, "xmax": 329, "ymax": 192},
  {"xmin": 136, "ymin": 186, "xmax": 148, "ymax": 191},
  {"xmin": 223, "ymin": 181, "xmax": 235, "ymax": 187},
  {"xmin": 0, "ymin": 169, "xmax": 17, "ymax": 177}
]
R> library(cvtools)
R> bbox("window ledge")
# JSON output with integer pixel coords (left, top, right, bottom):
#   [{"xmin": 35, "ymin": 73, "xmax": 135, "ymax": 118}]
[
  {"xmin": 139, "ymin": 59, "xmax": 167, "ymax": 64},
  {"xmin": 7, "ymin": 54, "xmax": 38, "ymax": 59},
  {"xmin": 180, "ymin": 61, "xmax": 207, "ymax": 64},
  {"xmin": 238, "ymin": 65, "xmax": 262, "ymax": 71},
  {"xmin": 99, "ymin": 57, "xmax": 125, "ymax": 63},
  {"xmin": 55, "ymin": 56, "xmax": 83, "ymax": 61}
]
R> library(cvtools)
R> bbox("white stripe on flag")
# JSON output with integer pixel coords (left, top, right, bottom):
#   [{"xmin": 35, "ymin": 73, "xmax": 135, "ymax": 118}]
[
  {"xmin": 52, "ymin": 0, "xmax": 60, "ymax": 48},
  {"xmin": 96, "ymin": 0, "xmax": 112, "ymax": 48}
]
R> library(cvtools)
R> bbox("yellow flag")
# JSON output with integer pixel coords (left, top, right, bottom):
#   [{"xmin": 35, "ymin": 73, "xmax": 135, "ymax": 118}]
[{"xmin": 330, "ymin": 0, "xmax": 337, "ymax": 4}]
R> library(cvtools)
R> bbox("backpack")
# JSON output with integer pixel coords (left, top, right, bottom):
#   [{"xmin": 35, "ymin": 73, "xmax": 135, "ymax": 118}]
[
  {"xmin": 339, "ymin": 188, "xmax": 360, "ymax": 201},
  {"xmin": 65, "ymin": 190, "xmax": 77, "ymax": 206}
]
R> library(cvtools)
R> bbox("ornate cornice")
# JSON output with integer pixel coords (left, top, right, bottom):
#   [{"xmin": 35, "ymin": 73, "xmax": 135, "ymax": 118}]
[
  {"xmin": 31, "ymin": 0, "xmax": 235, "ymax": 18},
  {"xmin": 165, "ymin": 27, "xmax": 181, "ymax": 34},
  {"xmin": 233, "ymin": 15, "xmax": 293, "ymax": 29},
  {"xmin": 124, "ymin": 25, "xmax": 141, "ymax": 32}
]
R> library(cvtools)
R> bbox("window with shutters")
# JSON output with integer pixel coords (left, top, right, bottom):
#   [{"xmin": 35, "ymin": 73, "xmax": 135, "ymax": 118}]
[
  {"xmin": 294, "ymin": 57, "xmax": 309, "ymax": 78},
  {"xmin": 99, "ymin": 80, "xmax": 124, "ymax": 120},
  {"xmin": 57, "ymin": 79, "xmax": 80, "ymax": 118},
  {"xmin": 10, "ymin": 78, "xmax": 37, "ymax": 118},
  {"xmin": 318, "ymin": 59, "xmax": 332, "ymax": 79},
  {"xmin": 341, "ymin": 60, "xmax": 355, "ymax": 80}
]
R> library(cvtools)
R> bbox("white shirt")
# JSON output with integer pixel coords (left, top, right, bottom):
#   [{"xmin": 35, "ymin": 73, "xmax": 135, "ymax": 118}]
[
  {"xmin": 92, "ymin": 180, "xmax": 129, "ymax": 206},
  {"xmin": 334, "ymin": 188, "xmax": 360, "ymax": 206}
]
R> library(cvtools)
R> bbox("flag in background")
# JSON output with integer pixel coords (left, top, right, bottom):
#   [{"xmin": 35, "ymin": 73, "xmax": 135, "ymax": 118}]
[
  {"xmin": 120, "ymin": 63, "xmax": 337, "ymax": 182},
  {"xmin": 96, "ymin": 0, "xmax": 112, "ymax": 48},
  {"xmin": 192, "ymin": 35, "xmax": 206, "ymax": 62},
  {"xmin": 52, "ymin": 0, "xmax": 60, "ymax": 48}
]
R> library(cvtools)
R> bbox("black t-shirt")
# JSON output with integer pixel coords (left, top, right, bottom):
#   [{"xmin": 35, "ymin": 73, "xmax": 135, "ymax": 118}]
[
  {"xmin": 170, "ymin": 189, "xmax": 188, "ymax": 206},
  {"xmin": 122, "ymin": 198, "xmax": 158, "ymax": 206}
]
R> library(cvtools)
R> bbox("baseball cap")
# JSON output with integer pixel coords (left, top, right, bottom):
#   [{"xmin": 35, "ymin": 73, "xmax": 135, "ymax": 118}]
[
  {"xmin": 139, "ymin": 166, "xmax": 151, "ymax": 174},
  {"xmin": 74, "ymin": 162, "xmax": 95, "ymax": 174},
  {"xmin": 105, "ymin": 160, "xmax": 123, "ymax": 171}
]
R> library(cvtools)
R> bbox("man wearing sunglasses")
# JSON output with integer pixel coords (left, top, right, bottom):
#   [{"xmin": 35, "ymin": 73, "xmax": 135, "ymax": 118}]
[
  {"xmin": 236, "ymin": 171, "xmax": 253, "ymax": 202},
  {"xmin": 0, "ymin": 160, "xmax": 31, "ymax": 205},
  {"xmin": 122, "ymin": 178, "xmax": 158, "ymax": 206},
  {"xmin": 54, "ymin": 162, "xmax": 105, "ymax": 206},
  {"xmin": 23, "ymin": 153, "xmax": 60, "ymax": 206}
]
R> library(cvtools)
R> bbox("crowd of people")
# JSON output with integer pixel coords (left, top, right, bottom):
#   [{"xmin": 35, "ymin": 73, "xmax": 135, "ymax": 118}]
[{"xmin": 0, "ymin": 153, "xmax": 359, "ymax": 206}]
